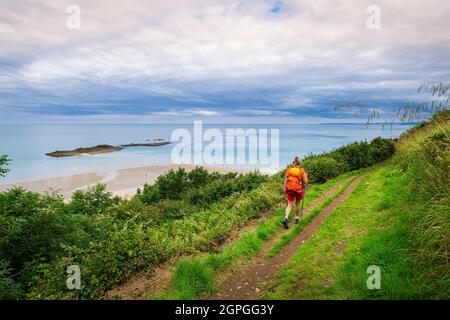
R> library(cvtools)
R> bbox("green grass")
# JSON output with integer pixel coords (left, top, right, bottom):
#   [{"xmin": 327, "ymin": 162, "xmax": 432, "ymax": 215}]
[
  {"xmin": 262, "ymin": 166, "xmax": 397, "ymax": 299},
  {"xmin": 148, "ymin": 171, "xmax": 361, "ymax": 300},
  {"xmin": 335, "ymin": 163, "xmax": 449, "ymax": 299},
  {"xmin": 152, "ymin": 112, "xmax": 449, "ymax": 300},
  {"xmin": 262, "ymin": 161, "xmax": 449, "ymax": 299},
  {"xmin": 151, "ymin": 215, "xmax": 283, "ymax": 299},
  {"xmin": 267, "ymin": 170, "xmax": 364, "ymax": 257}
]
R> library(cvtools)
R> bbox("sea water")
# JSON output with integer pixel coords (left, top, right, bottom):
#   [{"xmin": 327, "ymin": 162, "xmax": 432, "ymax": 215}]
[{"xmin": 0, "ymin": 122, "xmax": 412, "ymax": 183}]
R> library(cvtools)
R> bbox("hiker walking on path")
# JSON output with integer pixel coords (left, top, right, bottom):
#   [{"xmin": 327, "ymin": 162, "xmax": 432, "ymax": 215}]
[{"xmin": 283, "ymin": 156, "xmax": 308, "ymax": 229}]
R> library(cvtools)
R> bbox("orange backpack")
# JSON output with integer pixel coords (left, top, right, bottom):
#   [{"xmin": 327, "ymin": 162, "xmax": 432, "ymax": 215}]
[{"xmin": 285, "ymin": 166, "xmax": 305, "ymax": 192}]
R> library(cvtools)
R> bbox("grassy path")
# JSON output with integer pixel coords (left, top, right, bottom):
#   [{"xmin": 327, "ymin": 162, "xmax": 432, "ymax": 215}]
[
  {"xmin": 110, "ymin": 112, "xmax": 449, "ymax": 300},
  {"xmin": 144, "ymin": 173, "xmax": 359, "ymax": 300},
  {"xmin": 267, "ymin": 175, "xmax": 360, "ymax": 257},
  {"xmin": 105, "ymin": 172, "xmax": 352, "ymax": 299},
  {"xmin": 260, "ymin": 113, "xmax": 450, "ymax": 300},
  {"xmin": 207, "ymin": 175, "xmax": 365, "ymax": 300},
  {"xmin": 261, "ymin": 170, "xmax": 382, "ymax": 299},
  {"xmin": 261, "ymin": 163, "xmax": 448, "ymax": 299}
]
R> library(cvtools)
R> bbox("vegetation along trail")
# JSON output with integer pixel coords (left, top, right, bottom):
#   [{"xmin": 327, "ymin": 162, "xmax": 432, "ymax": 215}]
[
  {"xmin": 105, "ymin": 174, "xmax": 354, "ymax": 299},
  {"xmin": 207, "ymin": 175, "xmax": 365, "ymax": 300}
]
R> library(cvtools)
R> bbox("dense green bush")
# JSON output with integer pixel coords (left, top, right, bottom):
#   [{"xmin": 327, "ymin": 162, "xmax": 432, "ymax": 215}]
[
  {"xmin": 146, "ymin": 167, "xmax": 223, "ymax": 201},
  {"xmin": 153, "ymin": 167, "xmax": 189, "ymax": 200},
  {"xmin": 0, "ymin": 166, "xmax": 272, "ymax": 299},
  {"xmin": 22, "ymin": 173, "xmax": 279, "ymax": 299},
  {"xmin": 186, "ymin": 166, "xmax": 214, "ymax": 186},
  {"xmin": 0, "ymin": 189, "xmax": 66, "ymax": 269},
  {"xmin": 368, "ymin": 137, "xmax": 397, "ymax": 163},
  {"xmin": 145, "ymin": 199, "xmax": 194, "ymax": 223},
  {"xmin": 0, "ymin": 187, "xmax": 115, "ymax": 299},
  {"xmin": 0, "ymin": 260, "xmax": 21, "ymax": 299},
  {"xmin": 0, "ymin": 155, "xmax": 10, "ymax": 177},
  {"xmin": 67, "ymin": 184, "xmax": 119, "ymax": 215},
  {"xmin": 302, "ymin": 156, "xmax": 348, "ymax": 183},
  {"xmin": 302, "ymin": 137, "xmax": 395, "ymax": 183},
  {"xmin": 335, "ymin": 142, "xmax": 371, "ymax": 170},
  {"xmin": 138, "ymin": 167, "xmax": 218, "ymax": 205},
  {"xmin": 183, "ymin": 171, "xmax": 266, "ymax": 208},
  {"xmin": 137, "ymin": 184, "xmax": 161, "ymax": 205},
  {"xmin": 137, "ymin": 167, "xmax": 265, "ymax": 210}
]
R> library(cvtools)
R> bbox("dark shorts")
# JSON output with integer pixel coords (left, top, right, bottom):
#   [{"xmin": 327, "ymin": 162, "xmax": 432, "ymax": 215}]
[{"xmin": 286, "ymin": 189, "xmax": 304, "ymax": 202}]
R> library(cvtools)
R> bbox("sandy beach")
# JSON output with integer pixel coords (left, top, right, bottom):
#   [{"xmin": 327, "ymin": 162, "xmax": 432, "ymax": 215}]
[{"xmin": 0, "ymin": 164, "xmax": 254, "ymax": 200}]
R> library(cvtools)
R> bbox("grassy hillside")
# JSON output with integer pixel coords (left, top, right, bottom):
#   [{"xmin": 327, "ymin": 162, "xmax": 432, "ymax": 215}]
[{"xmin": 262, "ymin": 110, "xmax": 449, "ymax": 299}]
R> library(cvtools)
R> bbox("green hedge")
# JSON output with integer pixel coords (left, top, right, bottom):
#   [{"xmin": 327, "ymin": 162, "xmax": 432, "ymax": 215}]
[
  {"xmin": 0, "ymin": 167, "xmax": 275, "ymax": 299},
  {"xmin": 302, "ymin": 137, "xmax": 395, "ymax": 183}
]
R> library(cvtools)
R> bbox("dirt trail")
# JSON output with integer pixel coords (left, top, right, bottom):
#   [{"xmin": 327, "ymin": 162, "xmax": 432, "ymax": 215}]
[
  {"xmin": 104, "ymin": 177, "xmax": 352, "ymax": 300},
  {"xmin": 229, "ymin": 176, "xmax": 353, "ymax": 263},
  {"xmin": 207, "ymin": 175, "xmax": 363, "ymax": 300}
]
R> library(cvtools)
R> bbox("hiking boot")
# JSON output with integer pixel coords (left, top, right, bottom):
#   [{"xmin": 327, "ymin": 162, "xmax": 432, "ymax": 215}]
[
  {"xmin": 283, "ymin": 217, "xmax": 289, "ymax": 229},
  {"xmin": 294, "ymin": 217, "xmax": 300, "ymax": 224}
]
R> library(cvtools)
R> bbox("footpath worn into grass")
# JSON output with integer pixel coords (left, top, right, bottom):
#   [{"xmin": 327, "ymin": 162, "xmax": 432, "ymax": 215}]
[
  {"xmin": 267, "ymin": 174, "xmax": 360, "ymax": 257},
  {"xmin": 206, "ymin": 175, "xmax": 365, "ymax": 300},
  {"xmin": 262, "ymin": 112, "xmax": 450, "ymax": 300},
  {"xmin": 147, "ymin": 172, "xmax": 359, "ymax": 300},
  {"xmin": 107, "ymin": 171, "xmax": 351, "ymax": 299},
  {"xmin": 262, "ymin": 162, "xmax": 448, "ymax": 299},
  {"xmin": 121, "ymin": 111, "xmax": 449, "ymax": 300}
]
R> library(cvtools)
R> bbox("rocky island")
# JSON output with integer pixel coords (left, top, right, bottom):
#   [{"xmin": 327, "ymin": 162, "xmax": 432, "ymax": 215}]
[{"xmin": 46, "ymin": 140, "xmax": 171, "ymax": 157}]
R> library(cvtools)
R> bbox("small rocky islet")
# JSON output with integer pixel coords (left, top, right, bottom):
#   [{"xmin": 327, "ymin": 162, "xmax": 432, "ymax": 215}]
[{"xmin": 46, "ymin": 140, "xmax": 171, "ymax": 157}]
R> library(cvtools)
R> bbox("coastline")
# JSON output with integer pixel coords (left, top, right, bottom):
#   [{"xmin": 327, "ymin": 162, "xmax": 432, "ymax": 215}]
[{"xmin": 0, "ymin": 164, "xmax": 255, "ymax": 200}]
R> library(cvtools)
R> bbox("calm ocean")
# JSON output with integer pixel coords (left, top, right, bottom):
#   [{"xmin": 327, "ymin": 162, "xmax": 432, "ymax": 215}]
[{"xmin": 0, "ymin": 122, "xmax": 412, "ymax": 183}]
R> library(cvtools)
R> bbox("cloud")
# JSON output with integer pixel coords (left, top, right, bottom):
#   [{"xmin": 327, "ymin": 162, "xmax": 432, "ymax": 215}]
[
  {"xmin": 0, "ymin": 0, "xmax": 449, "ymax": 121},
  {"xmin": 153, "ymin": 108, "xmax": 222, "ymax": 117},
  {"xmin": 234, "ymin": 109, "xmax": 291, "ymax": 116}
]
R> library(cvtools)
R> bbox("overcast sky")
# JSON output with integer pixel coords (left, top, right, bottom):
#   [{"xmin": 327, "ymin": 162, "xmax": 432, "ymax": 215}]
[{"xmin": 0, "ymin": 0, "xmax": 449, "ymax": 123}]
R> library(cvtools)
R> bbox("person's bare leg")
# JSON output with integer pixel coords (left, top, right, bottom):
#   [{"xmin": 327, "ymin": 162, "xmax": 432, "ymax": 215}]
[
  {"xmin": 295, "ymin": 198, "xmax": 301, "ymax": 218},
  {"xmin": 284, "ymin": 200, "xmax": 293, "ymax": 228},
  {"xmin": 285, "ymin": 200, "xmax": 293, "ymax": 219},
  {"xmin": 294, "ymin": 198, "xmax": 301, "ymax": 223}
]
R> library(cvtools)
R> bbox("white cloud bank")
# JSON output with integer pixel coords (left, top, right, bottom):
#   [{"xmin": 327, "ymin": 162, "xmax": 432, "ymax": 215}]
[{"xmin": 0, "ymin": 0, "xmax": 449, "ymax": 120}]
